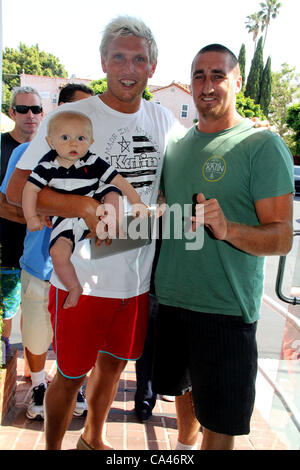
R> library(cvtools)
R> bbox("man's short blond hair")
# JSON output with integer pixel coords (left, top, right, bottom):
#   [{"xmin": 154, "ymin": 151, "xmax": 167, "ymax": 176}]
[{"xmin": 100, "ymin": 15, "xmax": 158, "ymax": 65}]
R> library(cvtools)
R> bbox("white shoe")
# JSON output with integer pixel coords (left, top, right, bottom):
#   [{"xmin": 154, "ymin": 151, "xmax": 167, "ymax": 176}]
[
  {"xmin": 161, "ymin": 395, "xmax": 175, "ymax": 402},
  {"xmin": 26, "ymin": 383, "xmax": 46, "ymax": 420},
  {"xmin": 73, "ymin": 387, "xmax": 88, "ymax": 417}
]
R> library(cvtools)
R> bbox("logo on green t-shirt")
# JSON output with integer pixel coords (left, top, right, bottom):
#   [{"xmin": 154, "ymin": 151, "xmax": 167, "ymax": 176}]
[{"xmin": 202, "ymin": 156, "xmax": 226, "ymax": 182}]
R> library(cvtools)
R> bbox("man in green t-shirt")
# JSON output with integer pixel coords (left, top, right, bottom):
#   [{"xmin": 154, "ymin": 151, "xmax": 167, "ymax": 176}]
[{"xmin": 152, "ymin": 44, "xmax": 294, "ymax": 450}]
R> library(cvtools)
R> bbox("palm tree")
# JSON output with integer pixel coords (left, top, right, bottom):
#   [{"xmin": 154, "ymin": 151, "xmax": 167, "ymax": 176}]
[
  {"xmin": 259, "ymin": 0, "xmax": 282, "ymax": 48},
  {"xmin": 245, "ymin": 12, "xmax": 262, "ymax": 49}
]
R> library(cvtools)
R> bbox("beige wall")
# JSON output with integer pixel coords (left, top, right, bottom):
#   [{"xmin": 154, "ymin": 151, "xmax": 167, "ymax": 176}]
[
  {"xmin": 20, "ymin": 75, "xmax": 198, "ymax": 128},
  {"xmin": 151, "ymin": 85, "xmax": 197, "ymax": 128},
  {"xmin": 20, "ymin": 74, "xmax": 92, "ymax": 115}
]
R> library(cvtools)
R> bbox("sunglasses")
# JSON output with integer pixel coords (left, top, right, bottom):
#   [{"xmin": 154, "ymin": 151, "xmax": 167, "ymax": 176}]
[{"xmin": 13, "ymin": 105, "xmax": 43, "ymax": 115}]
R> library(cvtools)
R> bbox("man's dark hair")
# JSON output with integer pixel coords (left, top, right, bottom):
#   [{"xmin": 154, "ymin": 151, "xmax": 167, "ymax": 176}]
[
  {"xmin": 58, "ymin": 83, "xmax": 94, "ymax": 104},
  {"xmin": 191, "ymin": 44, "xmax": 240, "ymax": 75}
]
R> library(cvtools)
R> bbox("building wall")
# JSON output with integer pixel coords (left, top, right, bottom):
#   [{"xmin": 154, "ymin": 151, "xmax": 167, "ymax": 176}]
[
  {"xmin": 20, "ymin": 74, "xmax": 92, "ymax": 115},
  {"xmin": 150, "ymin": 85, "xmax": 197, "ymax": 128},
  {"xmin": 20, "ymin": 75, "xmax": 198, "ymax": 128}
]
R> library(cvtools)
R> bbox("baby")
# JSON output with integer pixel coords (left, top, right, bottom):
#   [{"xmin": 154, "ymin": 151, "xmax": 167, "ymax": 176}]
[{"xmin": 22, "ymin": 111, "xmax": 147, "ymax": 309}]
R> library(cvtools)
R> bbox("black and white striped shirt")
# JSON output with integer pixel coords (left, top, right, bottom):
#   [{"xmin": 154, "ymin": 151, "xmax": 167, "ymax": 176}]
[{"xmin": 28, "ymin": 149, "xmax": 119, "ymax": 199}]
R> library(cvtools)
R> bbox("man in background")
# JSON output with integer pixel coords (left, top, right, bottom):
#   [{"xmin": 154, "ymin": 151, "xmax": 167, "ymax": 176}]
[
  {"xmin": 0, "ymin": 83, "xmax": 94, "ymax": 419},
  {"xmin": 1, "ymin": 87, "xmax": 44, "ymax": 362}
]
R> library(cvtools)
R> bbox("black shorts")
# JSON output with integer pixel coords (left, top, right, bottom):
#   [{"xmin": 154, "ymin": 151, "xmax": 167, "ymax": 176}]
[{"xmin": 152, "ymin": 304, "xmax": 258, "ymax": 436}]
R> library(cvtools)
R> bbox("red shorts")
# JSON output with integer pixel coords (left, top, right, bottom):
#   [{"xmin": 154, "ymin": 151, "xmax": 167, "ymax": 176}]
[{"xmin": 48, "ymin": 286, "xmax": 149, "ymax": 378}]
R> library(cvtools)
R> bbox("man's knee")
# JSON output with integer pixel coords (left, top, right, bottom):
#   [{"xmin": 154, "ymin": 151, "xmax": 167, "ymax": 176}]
[
  {"xmin": 201, "ymin": 427, "xmax": 235, "ymax": 450},
  {"xmin": 96, "ymin": 353, "xmax": 127, "ymax": 377},
  {"xmin": 51, "ymin": 370, "xmax": 85, "ymax": 392}
]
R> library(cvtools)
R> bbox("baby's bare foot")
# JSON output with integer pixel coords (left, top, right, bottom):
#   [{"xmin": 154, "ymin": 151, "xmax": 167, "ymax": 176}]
[{"xmin": 63, "ymin": 285, "xmax": 83, "ymax": 309}]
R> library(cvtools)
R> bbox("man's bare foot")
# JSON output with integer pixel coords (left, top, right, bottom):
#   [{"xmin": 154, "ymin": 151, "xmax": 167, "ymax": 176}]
[{"xmin": 63, "ymin": 285, "xmax": 83, "ymax": 309}]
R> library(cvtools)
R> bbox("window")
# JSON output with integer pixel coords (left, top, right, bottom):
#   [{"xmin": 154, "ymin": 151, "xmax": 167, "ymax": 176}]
[
  {"xmin": 181, "ymin": 104, "xmax": 188, "ymax": 118},
  {"xmin": 52, "ymin": 93, "xmax": 58, "ymax": 104}
]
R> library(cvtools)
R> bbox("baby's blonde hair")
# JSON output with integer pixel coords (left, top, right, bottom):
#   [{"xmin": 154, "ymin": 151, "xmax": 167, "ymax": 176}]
[{"xmin": 47, "ymin": 111, "xmax": 93, "ymax": 138}]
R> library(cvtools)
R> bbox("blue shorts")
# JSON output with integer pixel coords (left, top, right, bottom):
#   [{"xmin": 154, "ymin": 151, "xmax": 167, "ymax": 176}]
[{"xmin": 0, "ymin": 268, "xmax": 21, "ymax": 320}]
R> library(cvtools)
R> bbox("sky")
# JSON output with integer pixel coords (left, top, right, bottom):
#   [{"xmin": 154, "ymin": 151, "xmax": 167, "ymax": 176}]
[{"xmin": 1, "ymin": 0, "xmax": 300, "ymax": 86}]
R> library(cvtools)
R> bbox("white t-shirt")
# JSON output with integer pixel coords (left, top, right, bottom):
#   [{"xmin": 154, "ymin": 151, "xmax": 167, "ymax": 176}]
[{"xmin": 18, "ymin": 95, "xmax": 177, "ymax": 298}]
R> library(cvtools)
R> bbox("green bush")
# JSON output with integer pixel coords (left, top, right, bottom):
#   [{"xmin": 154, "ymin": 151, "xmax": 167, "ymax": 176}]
[
  {"xmin": 286, "ymin": 102, "xmax": 300, "ymax": 155},
  {"xmin": 236, "ymin": 92, "xmax": 266, "ymax": 120}
]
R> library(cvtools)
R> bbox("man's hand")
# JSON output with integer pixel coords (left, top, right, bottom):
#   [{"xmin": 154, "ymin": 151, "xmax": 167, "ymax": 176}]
[
  {"xmin": 191, "ymin": 192, "xmax": 293, "ymax": 256},
  {"xmin": 96, "ymin": 202, "xmax": 123, "ymax": 241},
  {"xmin": 251, "ymin": 117, "xmax": 276, "ymax": 132},
  {"xmin": 43, "ymin": 215, "xmax": 52, "ymax": 228},
  {"xmin": 131, "ymin": 202, "xmax": 151, "ymax": 219},
  {"xmin": 156, "ymin": 190, "xmax": 167, "ymax": 218},
  {"xmin": 79, "ymin": 196, "xmax": 103, "ymax": 240},
  {"xmin": 191, "ymin": 193, "xmax": 228, "ymax": 240},
  {"xmin": 94, "ymin": 218, "xmax": 112, "ymax": 245}
]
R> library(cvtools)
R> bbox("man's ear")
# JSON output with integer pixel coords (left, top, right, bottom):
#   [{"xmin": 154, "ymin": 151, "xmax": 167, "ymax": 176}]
[
  {"xmin": 101, "ymin": 55, "xmax": 107, "ymax": 74},
  {"xmin": 235, "ymin": 75, "xmax": 242, "ymax": 95},
  {"xmin": 8, "ymin": 107, "xmax": 16, "ymax": 121},
  {"xmin": 149, "ymin": 61, "xmax": 157, "ymax": 79}
]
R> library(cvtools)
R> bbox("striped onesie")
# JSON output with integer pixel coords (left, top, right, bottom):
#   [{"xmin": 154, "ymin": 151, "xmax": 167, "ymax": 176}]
[{"xmin": 27, "ymin": 149, "xmax": 121, "ymax": 251}]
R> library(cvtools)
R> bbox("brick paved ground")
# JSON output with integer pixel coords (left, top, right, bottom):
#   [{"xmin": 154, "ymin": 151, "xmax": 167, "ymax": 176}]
[{"xmin": 0, "ymin": 350, "xmax": 288, "ymax": 451}]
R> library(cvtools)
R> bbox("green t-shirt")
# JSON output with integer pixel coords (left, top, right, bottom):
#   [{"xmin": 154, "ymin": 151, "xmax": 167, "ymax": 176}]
[{"xmin": 155, "ymin": 120, "xmax": 294, "ymax": 323}]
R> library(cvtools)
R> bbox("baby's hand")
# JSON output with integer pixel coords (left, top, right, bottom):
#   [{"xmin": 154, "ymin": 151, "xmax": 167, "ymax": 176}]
[
  {"xmin": 27, "ymin": 215, "xmax": 44, "ymax": 232},
  {"xmin": 131, "ymin": 203, "xmax": 150, "ymax": 219}
]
